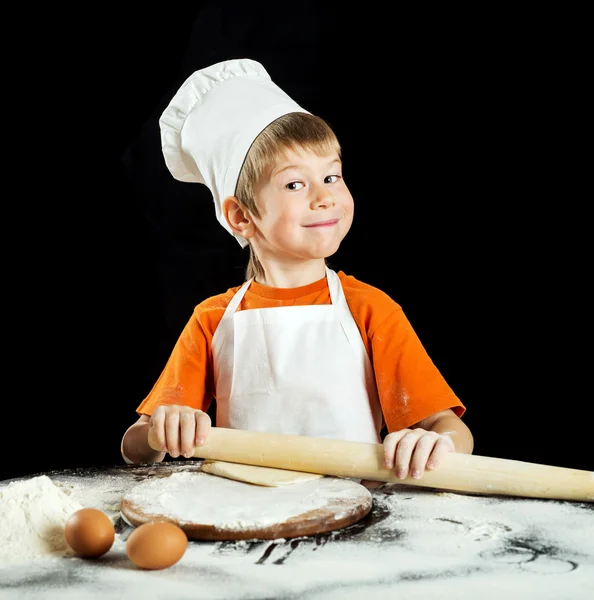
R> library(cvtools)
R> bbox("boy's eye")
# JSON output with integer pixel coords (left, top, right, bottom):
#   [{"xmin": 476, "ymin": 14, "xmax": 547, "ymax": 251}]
[
  {"xmin": 286, "ymin": 181, "xmax": 304, "ymax": 191},
  {"xmin": 286, "ymin": 175, "xmax": 340, "ymax": 190}
]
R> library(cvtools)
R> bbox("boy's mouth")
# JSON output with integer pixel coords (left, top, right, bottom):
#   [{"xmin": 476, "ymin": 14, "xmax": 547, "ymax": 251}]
[{"xmin": 303, "ymin": 218, "xmax": 339, "ymax": 228}]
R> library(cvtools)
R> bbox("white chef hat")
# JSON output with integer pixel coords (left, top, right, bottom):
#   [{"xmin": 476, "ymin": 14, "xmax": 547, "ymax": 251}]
[{"xmin": 159, "ymin": 58, "xmax": 310, "ymax": 247}]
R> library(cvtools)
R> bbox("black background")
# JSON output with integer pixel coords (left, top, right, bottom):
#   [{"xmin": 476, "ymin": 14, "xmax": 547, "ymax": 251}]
[{"xmin": 4, "ymin": 2, "xmax": 590, "ymax": 481}]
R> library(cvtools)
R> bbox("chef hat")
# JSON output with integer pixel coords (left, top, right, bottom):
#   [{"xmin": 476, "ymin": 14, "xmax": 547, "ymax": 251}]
[{"xmin": 159, "ymin": 58, "xmax": 310, "ymax": 247}]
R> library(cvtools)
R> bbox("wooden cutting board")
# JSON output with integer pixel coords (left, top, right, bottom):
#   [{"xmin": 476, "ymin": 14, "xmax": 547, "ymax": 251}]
[{"xmin": 120, "ymin": 469, "xmax": 372, "ymax": 541}]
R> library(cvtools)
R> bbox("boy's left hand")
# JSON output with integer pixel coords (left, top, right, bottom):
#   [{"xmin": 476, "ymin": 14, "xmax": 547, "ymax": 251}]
[{"xmin": 382, "ymin": 428, "xmax": 455, "ymax": 480}]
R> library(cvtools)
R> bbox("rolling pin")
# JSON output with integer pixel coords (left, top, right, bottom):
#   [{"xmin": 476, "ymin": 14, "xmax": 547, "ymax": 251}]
[{"xmin": 148, "ymin": 427, "xmax": 594, "ymax": 502}]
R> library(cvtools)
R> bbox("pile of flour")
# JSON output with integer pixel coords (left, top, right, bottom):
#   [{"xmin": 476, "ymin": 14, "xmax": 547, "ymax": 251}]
[{"xmin": 0, "ymin": 475, "xmax": 84, "ymax": 564}]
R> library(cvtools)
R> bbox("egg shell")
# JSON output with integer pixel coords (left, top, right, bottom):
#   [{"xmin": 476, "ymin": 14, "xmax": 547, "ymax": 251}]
[
  {"xmin": 126, "ymin": 521, "xmax": 188, "ymax": 570},
  {"xmin": 65, "ymin": 508, "xmax": 115, "ymax": 558}
]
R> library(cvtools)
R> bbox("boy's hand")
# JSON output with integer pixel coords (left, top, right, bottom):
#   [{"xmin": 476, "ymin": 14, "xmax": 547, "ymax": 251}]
[
  {"xmin": 382, "ymin": 428, "xmax": 455, "ymax": 480},
  {"xmin": 149, "ymin": 405, "xmax": 211, "ymax": 459}
]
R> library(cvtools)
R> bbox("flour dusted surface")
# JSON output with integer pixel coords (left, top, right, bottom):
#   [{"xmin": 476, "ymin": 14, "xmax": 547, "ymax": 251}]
[
  {"xmin": 122, "ymin": 471, "xmax": 369, "ymax": 530},
  {"xmin": 1, "ymin": 463, "xmax": 592, "ymax": 599},
  {"xmin": 0, "ymin": 475, "xmax": 84, "ymax": 564}
]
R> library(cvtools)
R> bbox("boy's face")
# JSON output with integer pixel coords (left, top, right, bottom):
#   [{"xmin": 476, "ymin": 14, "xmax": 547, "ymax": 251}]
[{"xmin": 250, "ymin": 147, "xmax": 353, "ymax": 262}]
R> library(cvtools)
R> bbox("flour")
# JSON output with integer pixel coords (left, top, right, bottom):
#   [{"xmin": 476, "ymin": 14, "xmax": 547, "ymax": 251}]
[
  {"xmin": 121, "ymin": 471, "xmax": 370, "ymax": 531},
  {"xmin": 0, "ymin": 475, "xmax": 84, "ymax": 564},
  {"xmin": 1, "ymin": 464, "xmax": 592, "ymax": 599}
]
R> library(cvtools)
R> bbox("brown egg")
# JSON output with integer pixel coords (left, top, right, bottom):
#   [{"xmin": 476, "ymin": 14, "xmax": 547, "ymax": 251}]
[
  {"xmin": 64, "ymin": 508, "xmax": 115, "ymax": 558},
  {"xmin": 126, "ymin": 521, "xmax": 188, "ymax": 570}
]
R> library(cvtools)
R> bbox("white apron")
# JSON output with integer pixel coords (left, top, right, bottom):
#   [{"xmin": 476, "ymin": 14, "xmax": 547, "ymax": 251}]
[{"xmin": 211, "ymin": 267, "xmax": 383, "ymax": 443}]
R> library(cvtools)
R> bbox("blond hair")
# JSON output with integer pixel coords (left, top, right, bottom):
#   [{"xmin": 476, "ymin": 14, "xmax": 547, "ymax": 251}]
[{"xmin": 234, "ymin": 112, "xmax": 341, "ymax": 281}]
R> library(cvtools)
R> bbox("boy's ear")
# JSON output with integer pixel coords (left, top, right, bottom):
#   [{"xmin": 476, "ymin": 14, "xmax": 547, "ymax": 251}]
[{"xmin": 222, "ymin": 196, "xmax": 255, "ymax": 239}]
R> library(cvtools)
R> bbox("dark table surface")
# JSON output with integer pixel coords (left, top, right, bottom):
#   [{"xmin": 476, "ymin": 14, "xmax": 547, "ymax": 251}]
[{"xmin": 1, "ymin": 462, "xmax": 593, "ymax": 599}]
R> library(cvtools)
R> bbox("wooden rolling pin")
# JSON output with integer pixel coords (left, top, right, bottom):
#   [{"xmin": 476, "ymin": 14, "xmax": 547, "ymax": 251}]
[{"xmin": 148, "ymin": 427, "xmax": 593, "ymax": 502}]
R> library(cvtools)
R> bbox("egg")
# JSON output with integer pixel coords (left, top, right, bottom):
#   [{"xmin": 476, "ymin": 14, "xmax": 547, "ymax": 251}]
[
  {"xmin": 64, "ymin": 508, "xmax": 115, "ymax": 558},
  {"xmin": 126, "ymin": 521, "xmax": 188, "ymax": 570}
]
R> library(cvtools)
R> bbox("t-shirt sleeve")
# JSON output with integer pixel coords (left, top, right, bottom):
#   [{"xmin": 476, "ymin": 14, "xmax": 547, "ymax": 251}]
[
  {"xmin": 371, "ymin": 307, "xmax": 466, "ymax": 432},
  {"xmin": 135, "ymin": 310, "xmax": 214, "ymax": 416}
]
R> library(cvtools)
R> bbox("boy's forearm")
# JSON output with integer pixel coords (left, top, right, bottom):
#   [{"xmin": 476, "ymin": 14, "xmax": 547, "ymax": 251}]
[
  {"xmin": 430, "ymin": 415, "xmax": 474, "ymax": 454},
  {"xmin": 121, "ymin": 422, "xmax": 166, "ymax": 464}
]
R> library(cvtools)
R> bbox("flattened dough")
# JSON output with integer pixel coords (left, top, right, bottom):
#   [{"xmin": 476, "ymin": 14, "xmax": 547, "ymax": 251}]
[{"xmin": 200, "ymin": 459, "xmax": 324, "ymax": 487}]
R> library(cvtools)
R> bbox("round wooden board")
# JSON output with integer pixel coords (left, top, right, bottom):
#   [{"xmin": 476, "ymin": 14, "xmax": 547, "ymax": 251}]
[{"xmin": 120, "ymin": 469, "xmax": 372, "ymax": 541}]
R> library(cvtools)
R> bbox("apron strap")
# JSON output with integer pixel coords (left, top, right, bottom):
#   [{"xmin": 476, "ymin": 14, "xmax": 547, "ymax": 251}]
[
  {"xmin": 220, "ymin": 278, "xmax": 253, "ymax": 325},
  {"xmin": 326, "ymin": 267, "xmax": 377, "ymax": 393}
]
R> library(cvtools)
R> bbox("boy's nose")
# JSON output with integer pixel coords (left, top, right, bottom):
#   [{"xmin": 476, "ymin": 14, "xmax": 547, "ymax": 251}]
[{"xmin": 311, "ymin": 186, "xmax": 335, "ymax": 208}]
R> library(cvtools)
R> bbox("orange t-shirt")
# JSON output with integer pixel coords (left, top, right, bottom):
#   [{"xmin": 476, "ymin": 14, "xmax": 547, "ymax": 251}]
[{"xmin": 136, "ymin": 271, "xmax": 466, "ymax": 432}]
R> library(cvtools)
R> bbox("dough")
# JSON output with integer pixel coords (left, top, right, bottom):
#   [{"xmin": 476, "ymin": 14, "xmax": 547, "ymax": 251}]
[
  {"xmin": 200, "ymin": 459, "xmax": 324, "ymax": 487},
  {"xmin": 120, "ymin": 470, "xmax": 372, "ymax": 540}
]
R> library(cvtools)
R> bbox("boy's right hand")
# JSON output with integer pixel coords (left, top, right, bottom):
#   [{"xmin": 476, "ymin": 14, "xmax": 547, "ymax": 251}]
[{"xmin": 148, "ymin": 405, "xmax": 212, "ymax": 459}]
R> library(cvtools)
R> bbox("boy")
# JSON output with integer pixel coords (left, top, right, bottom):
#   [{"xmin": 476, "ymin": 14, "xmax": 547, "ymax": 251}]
[{"xmin": 121, "ymin": 58, "xmax": 473, "ymax": 481}]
